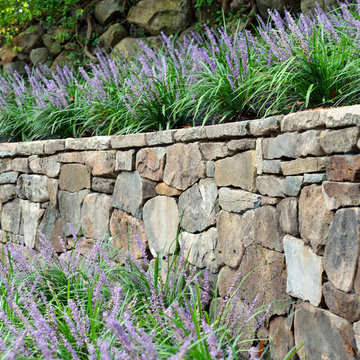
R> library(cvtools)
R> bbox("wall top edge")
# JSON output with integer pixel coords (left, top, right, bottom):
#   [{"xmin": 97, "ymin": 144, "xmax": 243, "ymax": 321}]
[{"xmin": 0, "ymin": 105, "xmax": 360, "ymax": 156}]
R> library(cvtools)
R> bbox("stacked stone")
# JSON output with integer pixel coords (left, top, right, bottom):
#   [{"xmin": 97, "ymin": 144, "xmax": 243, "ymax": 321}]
[{"xmin": 1, "ymin": 105, "xmax": 360, "ymax": 358}]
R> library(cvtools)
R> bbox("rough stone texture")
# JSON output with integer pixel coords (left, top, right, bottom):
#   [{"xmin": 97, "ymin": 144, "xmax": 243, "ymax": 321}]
[
  {"xmin": 0, "ymin": 172, "xmax": 18, "ymax": 184},
  {"xmin": 179, "ymin": 227, "xmax": 223, "ymax": 273},
  {"xmin": 269, "ymin": 316, "xmax": 295, "ymax": 360},
  {"xmin": 12, "ymin": 158, "xmax": 29, "ymax": 173},
  {"xmin": 30, "ymin": 47, "xmax": 50, "ymax": 66},
  {"xmin": 281, "ymin": 157, "xmax": 326, "ymax": 175},
  {"xmin": 294, "ymin": 302, "xmax": 356, "ymax": 360},
  {"xmin": 324, "ymin": 105, "xmax": 360, "ymax": 128},
  {"xmin": 320, "ymin": 127, "xmax": 359, "ymax": 154},
  {"xmin": 48, "ymin": 179, "xmax": 58, "ymax": 206},
  {"xmin": 94, "ymin": 0, "xmax": 125, "ymax": 24},
  {"xmin": 21, "ymin": 200, "xmax": 44, "ymax": 248},
  {"xmin": 174, "ymin": 126, "xmax": 206, "ymax": 142},
  {"xmin": 58, "ymin": 189, "xmax": 89, "ymax": 237},
  {"xmin": 115, "ymin": 150, "xmax": 135, "ymax": 171},
  {"xmin": 322, "ymin": 181, "xmax": 360, "ymax": 210},
  {"xmin": 298, "ymin": 130, "xmax": 325, "ymax": 157},
  {"xmin": 299, "ymin": 185, "xmax": 334, "ymax": 254},
  {"xmin": 91, "ymin": 177, "xmax": 115, "ymax": 194},
  {"xmin": 218, "ymin": 187, "xmax": 261, "ymax": 213},
  {"xmin": 327, "ymin": 155, "xmax": 360, "ymax": 182},
  {"xmin": 59, "ymin": 164, "xmax": 90, "ymax": 192},
  {"xmin": 263, "ymin": 133, "xmax": 299, "ymax": 159},
  {"xmin": 146, "ymin": 130, "xmax": 174, "ymax": 146},
  {"xmin": 44, "ymin": 140, "xmax": 65, "ymax": 154},
  {"xmin": 256, "ymin": 175, "xmax": 303, "ymax": 197},
  {"xmin": 178, "ymin": 179, "xmax": 217, "ymax": 233},
  {"xmin": 58, "ymin": 152, "xmax": 85, "ymax": 163},
  {"xmin": 303, "ymin": 173, "xmax": 327, "ymax": 184},
  {"xmin": 200, "ymin": 142, "xmax": 228, "ymax": 160},
  {"xmin": 324, "ymin": 208, "xmax": 360, "ymax": 293},
  {"xmin": 38, "ymin": 207, "xmax": 64, "ymax": 252},
  {"xmin": 227, "ymin": 139, "xmax": 256, "ymax": 153},
  {"xmin": 214, "ymin": 151, "xmax": 257, "ymax": 191},
  {"xmin": 354, "ymin": 320, "xmax": 360, "ymax": 354},
  {"xmin": 65, "ymin": 136, "xmax": 111, "ymax": 151},
  {"xmin": 29, "ymin": 156, "xmax": 60, "ymax": 177},
  {"xmin": 0, "ymin": 184, "xmax": 16, "ymax": 202},
  {"xmin": 206, "ymin": 161, "xmax": 215, "ymax": 177},
  {"xmin": 99, "ymin": 23, "xmax": 128, "ymax": 51},
  {"xmin": 1, "ymin": 199, "xmax": 21, "ymax": 234},
  {"xmin": 81, "ymin": 193, "xmax": 111, "ymax": 239},
  {"xmin": 110, "ymin": 133, "xmax": 146, "ymax": 149},
  {"xmin": 136, "ymin": 147, "xmax": 166, "ymax": 181},
  {"xmin": 205, "ymin": 121, "xmax": 248, "ymax": 139},
  {"xmin": 280, "ymin": 109, "xmax": 324, "ymax": 131},
  {"xmin": 254, "ymin": 205, "xmax": 284, "ymax": 252},
  {"xmin": 110, "ymin": 209, "xmax": 148, "ymax": 259},
  {"xmin": 0, "ymin": 159, "xmax": 12, "ymax": 172},
  {"xmin": 249, "ymin": 116, "xmax": 280, "ymax": 136},
  {"xmin": 283, "ymin": 235, "xmax": 323, "ymax": 306},
  {"xmin": 17, "ymin": 174, "xmax": 49, "ymax": 202},
  {"xmin": 143, "ymin": 196, "xmax": 179, "ymax": 256},
  {"xmin": 66, "ymin": 238, "xmax": 95, "ymax": 256},
  {"xmin": 262, "ymin": 160, "xmax": 281, "ymax": 174},
  {"xmin": 323, "ymin": 281, "xmax": 360, "ymax": 323},
  {"xmin": 163, "ymin": 143, "xmax": 205, "ymax": 190},
  {"xmin": 238, "ymin": 244, "xmax": 290, "ymax": 316},
  {"xmin": 84, "ymin": 151, "xmax": 116, "ymax": 176},
  {"xmin": 277, "ymin": 198, "xmax": 298, "ymax": 236},
  {"xmin": 218, "ymin": 265, "xmax": 238, "ymax": 298},
  {"xmin": 16, "ymin": 141, "xmax": 44, "ymax": 155},
  {"xmin": 217, "ymin": 211, "xmax": 245, "ymax": 268},
  {"xmin": 155, "ymin": 182, "xmax": 182, "ymax": 196}
]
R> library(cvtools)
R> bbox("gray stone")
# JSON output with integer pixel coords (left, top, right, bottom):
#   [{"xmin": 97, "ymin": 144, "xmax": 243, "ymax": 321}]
[
  {"xmin": 13, "ymin": 24, "xmax": 44, "ymax": 54},
  {"xmin": 115, "ymin": 150, "xmax": 135, "ymax": 171},
  {"xmin": 17, "ymin": 174, "xmax": 49, "ymax": 202},
  {"xmin": 205, "ymin": 121, "xmax": 249, "ymax": 139},
  {"xmin": 110, "ymin": 133, "xmax": 146, "ymax": 149},
  {"xmin": 214, "ymin": 151, "xmax": 257, "ymax": 191},
  {"xmin": 48, "ymin": 178, "xmax": 58, "ymax": 206},
  {"xmin": 65, "ymin": 136, "xmax": 111, "ymax": 150},
  {"xmin": 99, "ymin": 23, "xmax": 128, "ymax": 51},
  {"xmin": 320, "ymin": 127, "xmax": 359, "ymax": 154},
  {"xmin": 263, "ymin": 133, "xmax": 299, "ymax": 159},
  {"xmin": 322, "ymin": 181, "xmax": 360, "ymax": 210},
  {"xmin": 58, "ymin": 152, "xmax": 85, "ymax": 163},
  {"xmin": 84, "ymin": 151, "xmax": 116, "ymax": 176},
  {"xmin": 206, "ymin": 161, "xmax": 215, "ymax": 177},
  {"xmin": 0, "ymin": 172, "xmax": 18, "ymax": 184},
  {"xmin": 81, "ymin": 193, "xmax": 111, "ymax": 239},
  {"xmin": 249, "ymin": 115, "xmax": 280, "ymax": 136},
  {"xmin": 179, "ymin": 227, "xmax": 223, "ymax": 273},
  {"xmin": 281, "ymin": 157, "xmax": 326, "ymax": 175},
  {"xmin": 174, "ymin": 127, "xmax": 206, "ymax": 142},
  {"xmin": 59, "ymin": 164, "xmax": 90, "ymax": 192},
  {"xmin": 136, "ymin": 147, "xmax": 166, "ymax": 181},
  {"xmin": 1, "ymin": 199, "xmax": 21, "ymax": 234},
  {"xmin": 255, "ymin": 138, "xmax": 263, "ymax": 175},
  {"xmin": 294, "ymin": 302, "xmax": 356, "ymax": 360},
  {"xmin": 146, "ymin": 130, "xmax": 174, "ymax": 146},
  {"xmin": 277, "ymin": 198, "xmax": 298, "ymax": 236},
  {"xmin": 163, "ymin": 143, "xmax": 205, "ymax": 190},
  {"xmin": 58, "ymin": 189, "xmax": 89, "ymax": 237},
  {"xmin": 218, "ymin": 187, "xmax": 261, "ymax": 213},
  {"xmin": 280, "ymin": 109, "xmax": 324, "ymax": 131},
  {"xmin": 262, "ymin": 160, "xmax": 281, "ymax": 174},
  {"xmin": 91, "ymin": 177, "xmax": 115, "ymax": 194},
  {"xmin": 21, "ymin": 200, "xmax": 44, "ymax": 248},
  {"xmin": 269, "ymin": 316, "xmax": 295, "ymax": 360},
  {"xmin": 15, "ymin": 141, "xmax": 44, "ymax": 156},
  {"xmin": 284, "ymin": 235, "xmax": 323, "ymax": 306},
  {"xmin": 30, "ymin": 47, "xmax": 51, "ymax": 66},
  {"xmin": 284, "ymin": 176, "xmax": 303, "ymax": 196},
  {"xmin": 298, "ymin": 130, "xmax": 325, "ymax": 157},
  {"xmin": 324, "ymin": 208, "xmax": 360, "ymax": 292},
  {"xmin": 0, "ymin": 159, "xmax": 12, "ymax": 173},
  {"xmin": 0, "ymin": 184, "xmax": 16, "ymax": 202},
  {"xmin": 324, "ymin": 105, "xmax": 360, "ymax": 128},
  {"xmin": 3, "ymin": 61, "xmax": 27, "ymax": 76},
  {"xmin": 256, "ymin": 175, "xmax": 285, "ymax": 197},
  {"xmin": 303, "ymin": 173, "xmax": 327, "ymax": 184},
  {"xmin": 44, "ymin": 140, "xmax": 65, "ymax": 154},
  {"xmin": 94, "ymin": 0, "xmax": 125, "ymax": 24},
  {"xmin": 143, "ymin": 196, "xmax": 179, "ymax": 256},
  {"xmin": 227, "ymin": 139, "xmax": 256, "ymax": 153},
  {"xmin": 29, "ymin": 156, "xmax": 60, "ymax": 177},
  {"xmin": 178, "ymin": 179, "xmax": 217, "ymax": 233},
  {"xmin": 42, "ymin": 34, "xmax": 62, "ymax": 57},
  {"xmin": 200, "ymin": 142, "xmax": 228, "ymax": 160}
]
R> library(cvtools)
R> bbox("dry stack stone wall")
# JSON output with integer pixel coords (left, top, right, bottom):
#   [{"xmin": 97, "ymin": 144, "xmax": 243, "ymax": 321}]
[{"xmin": 1, "ymin": 105, "xmax": 360, "ymax": 359}]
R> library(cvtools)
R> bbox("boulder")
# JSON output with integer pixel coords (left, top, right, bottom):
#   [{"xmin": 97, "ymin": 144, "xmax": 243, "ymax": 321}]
[
  {"xmin": 136, "ymin": 147, "xmax": 166, "ymax": 181},
  {"xmin": 218, "ymin": 187, "xmax": 260, "ymax": 213},
  {"xmin": 3, "ymin": 61, "xmax": 27, "ymax": 75},
  {"xmin": 95, "ymin": 0, "xmax": 126, "ymax": 25},
  {"xmin": 42, "ymin": 33, "xmax": 62, "ymax": 56},
  {"xmin": 17, "ymin": 174, "xmax": 49, "ymax": 202},
  {"xmin": 30, "ymin": 47, "xmax": 51, "ymax": 66},
  {"xmin": 13, "ymin": 24, "xmax": 44, "ymax": 54},
  {"xmin": 99, "ymin": 23, "xmax": 128, "ymax": 50}
]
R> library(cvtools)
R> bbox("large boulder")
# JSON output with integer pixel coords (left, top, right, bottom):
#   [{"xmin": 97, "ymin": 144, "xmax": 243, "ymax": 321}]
[
  {"xmin": 99, "ymin": 24, "xmax": 128, "ymax": 51},
  {"xmin": 95, "ymin": 0, "xmax": 127, "ymax": 25}
]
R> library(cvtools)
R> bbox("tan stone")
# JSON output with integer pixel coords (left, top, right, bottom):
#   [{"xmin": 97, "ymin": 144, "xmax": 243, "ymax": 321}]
[
  {"xmin": 277, "ymin": 198, "xmax": 298, "ymax": 236},
  {"xmin": 174, "ymin": 126, "xmax": 206, "ymax": 142},
  {"xmin": 67, "ymin": 237, "xmax": 95, "ymax": 256},
  {"xmin": 12, "ymin": 158, "xmax": 29, "ymax": 173},
  {"xmin": 249, "ymin": 115, "xmax": 280, "ymax": 136},
  {"xmin": 58, "ymin": 152, "xmax": 85, "ymax": 163},
  {"xmin": 0, "ymin": 159, "xmax": 12, "ymax": 172},
  {"xmin": 322, "ymin": 181, "xmax": 360, "ymax": 210},
  {"xmin": 227, "ymin": 139, "xmax": 256, "ymax": 153},
  {"xmin": 281, "ymin": 157, "xmax": 326, "ymax": 175},
  {"xmin": 320, "ymin": 127, "xmax": 359, "ymax": 154},
  {"xmin": 155, "ymin": 182, "xmax": 182, "ymax": 196},
  {"xmin": 327, "ymin": 155, "xmax": 360, "ymax": 181},
  {"xmin": 110, "ymin": 133, "xmax": 146, "ymax": 149},
  {"xmin": 214, "ymin": 151, "xmax": 257, "ymax": 191},
  {"xmin": 218, "ymin": 265, "xmax": 239, "ymax": 298},
  {"xmin": 199, "ymin": 142, "xmax": 228, "ymax": 160},
  {"xmin": 16, "ymin": 141, "xmax": 44, "ymax": 155},
  {"xmin": 218, "ymin": 187, "xmax": 260, "ymax": 213},
  {"xmin": 65, "ymin": 136, "xmax": 111, "ymax": 150},
  {"xmin": 110, "ymin": 209, "xmax": 148, "ymax": 259},
  {"xmin": 115, "ymin": 150, "xmax": 135, "ymax": 171},
  {"xmin": 29, "ymin": 156, "xmax": 60, "ymax": 177},
  {"xmin": 298, "ymin": 130, "xmax": 325, "ymax": 156},
  {"xmin": 84, "ymin": 151, "xmax": 116, "ymax": 176},
  {"xmin": 145, "ymin": 130, "xmax": 174, "ymax": 145},
  {"xmin": 269, "ymin": 316, "xmax": 294, "ymax": 360},
  {"xmin": 59, "ymin": 164, "xmax": 90, "ymax": 192},
  {"xmin": 205, "ymin": 121, "xmax": 249, "ymax": 139},
  {"xmin": 136, "ymin": 147, "xmax": 166, "ymax": 181},
  {"xmin": 44, "ymin": 140, "xmax": 65, "ymax": 154},
  {"xmin": 280, "ymin": 109, "xmax": 325, "ymax": 131},
  {"xmin": 48, "ymin": 179, "xmax": 58, "ymax": 207},
  {"xmin": 324, "ymin": 105, "xmax": 360, "ymax": 128}
]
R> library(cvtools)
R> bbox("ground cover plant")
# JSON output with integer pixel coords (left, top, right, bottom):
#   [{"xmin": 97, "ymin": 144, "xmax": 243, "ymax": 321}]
[
  {"xmin": 1, "ymin": 1, "xmax": 359, "ymax": 142},
  {"xmin": 0, "ymin": 227, "xmax": 299, "ymax": 359}
]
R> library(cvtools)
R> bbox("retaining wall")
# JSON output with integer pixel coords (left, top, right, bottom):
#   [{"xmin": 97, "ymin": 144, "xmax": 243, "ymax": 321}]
[{"xmin": 1, "ymin": 105, "xmax": 360, "ymax": 359}]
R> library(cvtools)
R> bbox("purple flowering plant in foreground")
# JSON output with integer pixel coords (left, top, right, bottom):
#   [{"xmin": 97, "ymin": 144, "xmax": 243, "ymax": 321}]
[
  {"xmin": 1, "ymin": 2, "xmax": 360, "ymax": 142},
  {"xmin": 0, "ymin": 226, "xmax": 298, "ymax": 359}
]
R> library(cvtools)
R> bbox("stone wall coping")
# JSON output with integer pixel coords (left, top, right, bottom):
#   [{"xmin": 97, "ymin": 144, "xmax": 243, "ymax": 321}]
[{"xmin": 1, "ymin": 105, "xmax": 360, "ymax": 156}]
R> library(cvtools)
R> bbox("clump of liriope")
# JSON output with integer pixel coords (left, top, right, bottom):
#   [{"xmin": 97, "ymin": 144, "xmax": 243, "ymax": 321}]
[{"xmin": 0, "ymin": 227, "xmax": 295, "ymax": 359}]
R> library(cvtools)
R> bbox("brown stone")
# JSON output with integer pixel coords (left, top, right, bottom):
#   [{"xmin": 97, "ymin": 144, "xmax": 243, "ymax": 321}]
[
  {"xmin": 280, "ymin": 109, "xmax": 324, "ymax": 131},
  {"xmin": 48, "ymin": 178, "xmax": 58, "ymax": 207},
  {"xmin": 84, "ymin": 151, "xmax": 116, "ymax": 176},
  {"xmin": 136, "ymin": 147, "xmax": 166, "ymax": 181},
  {"xmin": 277, "ymin": 198, "xmax": 298, "ymax": 236},
  {"xmin": 155, "ymin": 182, "xmax": 182, "ymax": 196},
  {"xmin": 269, "ymin": 316, "xmax": 295, "ymax": 360},
  {"xmin": 327, "ymin": 155, "xmax": 360, "ymax": 182},
  {"xmin": 199, "ymin": 142, "xmax": 228, "ymax": 160},
  {"xmin": 218, "ymin": 265, "xmax": 239, "ymax": 298},
  {"xmin": 299, "ymin": 185, "xmax": 334, "ymax": 254},
  {"xmin": 145, "ymin": 130, "xmax": 174, "ymax": 146},
  {"xmin": 227, "ymin": 139, "xmax": 256, "ymax": 153},
  {"xmin": 322, "ymin": 181, "xmax": 360, "ymax": 210},
  {"xmin": 115, "ymin": 150, "xmax": 135, "ymax": 171},
  {"xmin": 91, "ymin": 177, "xmax": 115, "ymax": 194},
  {"xmin": 280, "ymin": 157, "xmax": 326, "ymax": 175},
  {"xmin": 12, "ymin": 158, "xmax": 29, "ymax": 173},
  {"xmin": 67, "ymin": 237, "xmax": 95, "ymax": 256},
  {"xmin": 44, "ymin": 139, "xmax": 65, "ymax": 154},
  {"xmin": 320, "ymin": 127, "xmax": 359, "ymax": 154},
  {"xmin": 29, "ymin": 156, "xmax": 60, "ymax": 177},
  {"xmin": 16, "ymin": 141, "xmax": 44, "ymax": 155},
  {"xmin": 59, "ymin": 164, "xmax": 90, "ymax": 192},
  {"xmin": 58, "ymin": 152, "xmax": 85, "ymax": 163},
  {"xmin": 163, "ymin": 143, "xmax": 205, "ymax": 190}
]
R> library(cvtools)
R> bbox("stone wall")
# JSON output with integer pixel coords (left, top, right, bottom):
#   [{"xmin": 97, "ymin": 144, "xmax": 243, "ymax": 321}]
[{"xmin": 1, "ymin": 105, "xmax": 360, "ymax": 358}]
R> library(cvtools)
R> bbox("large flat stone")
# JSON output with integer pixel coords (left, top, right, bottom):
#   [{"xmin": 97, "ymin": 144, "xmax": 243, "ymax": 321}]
[
  {"xmin": 281, "ymin": 157, "xmax": 326, "ymax": 175},
  {"xmin": 136, "ymin": 147, "xmax": 166, "ymax": 181},
  {"xmin": 205, "ymin": 121, "xmax": 248, "ymax": 139},
  {"xmin": 283, "ymin": 235, "xmax": 323, "ymax": 306},
  {"xmin": 269, "ymin": 316, "xmax": 295, "ymax": 360},
  {"xmin": 215, "ymin": 151, "xmax": 257, "ymax": 191},
  {"xmin": 320, "ymin": 127, "xmax": 359, "ymax": 154},
  {"xmin": 110, "ymin": 133, "xmax": 146, "ymax": 149},
  {"xmin": 65, "ymin": 136, "xmax": 111, "ymax": 150},
  {"xmin": 324, "ymin": 105, "xmax": 360, "ymax": 128},
  {"xmin": 322, "ymin": 181, "xmax": 360, "ymax": 210},
  {"xmin": 249, "ymin": 115, "xmax": 280, "ymax": 136},
  {"xmin": 0, "ymin": 172, "xmax": 18, "ymax": 184},
  {"xmin": 324, "ymin": 208, "xmax": 360, "ymax": 292},
  {"xmin": 227, "ymin": 139, "xmax": 256, "ymax": 153},
  {"xmin": 294, "ymin": 302, "xmax": 356, "ymax": 360},
  {"xmin": 256, "ymin": 175, "xmax": 303, "ymax": 197},
  {"xmin": 327, "ymin": 155, "xmax": 360, "ymax": 181},
  {"xmin": 218, "ymin": 187, "xmax": 261, "ymax": 213},
  {"xmin": 298, "ymin": 130, "xmax": 325, "ymax": 156},
  {"xmin": 16, "ymin": 174, "xmax": 49, "ymax": 202},
  {"xmin": 59, "ymin": 164, "xmax": 90, "ymax": 192},
  {"xmin": 84, "ymin": 151, "xmax": 116, "ymax": 176},
  {"xmin": 12, "ymin": 158, "xmax": 29, "ymax": 173},
  {"xmin": 280, "ymin": 109, "xmax": 324, "ymax": 131},
  {"xmin": 155, "ymin": 182, "xmax": 182, "ymax": 196}
]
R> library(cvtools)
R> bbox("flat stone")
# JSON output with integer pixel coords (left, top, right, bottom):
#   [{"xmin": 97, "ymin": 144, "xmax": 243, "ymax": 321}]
[
  {"xmin": 263, "ymin": 133, "xmax": 299, "ymax": 159},
  {"xmin": 174, "ymin": 126, "xmax": 206, "ymax": 142},
  {"xmin": 298, "ymin": 130, "xmax": 325, "ymax": 156},
  {"xmin": 281, "ymin": 157, "xmax": 326, "ymax": 175},
  {"xmin": 322, "ymin": 181, "xmax": 360, "ymax": 209},
  {"xmin": 256, "ymin": 175, "xmax": 285, "ymax": 197},
  {"xmin": 299, "ymin": 185, "xmax": 334, "ymax": 254},
  {"xmin": 17, "ymin": 174, "xmax": 49, "ymax": 202},
  {"xmin": 110, "ymin": 133, "xmax": 146, "ymax": 149},
  {"xmin": 227, "ymin": 139, "xmax": 256, "ymax": 153},
  {"xmin": 163, "ymin": 143, "xmax": 205, "ymax": 190},
  {"xmin": 115, "ymin": 150, "xmax": 135, "ymax": 171},
  {"xmin": 1, "ymin": 199, "xmax": 21, "ymax": 234},
  {"xmin": 84, "ymin": 151, "xmax": 116, "ymax": 176},
  {"xmin": 58, "ymin": 152, "xmax": 85, "ymax": 163},
  {"xmin": 294, "ymin": 302, "xmax": 356, "ymax": 360},
  {"xmin": 323, "ymin": 281, "xmax": 360, "ymax": 323},
  {"xmin": 205, "ymin": 121, "xmax": 249, "ymax": 139},
  {"xmin": 58, "ymin": 189, "xmax": 89, "ymax": 237},
  {"xmin": 12, "ymin": 158, "xmax": 28, "ymax": 173},
  {"xmin": 324, "ymin": 105, "xmax": 360, "ymax": 128},
  {"xmin": 29, "ymin": 156, "xmax": 60, "ymax": 177},
  {"xmin": 143, "ymin": 196, "xmax": 179, "ymax": 256},
  {"xmin": 44, "ymin": 139, "xmax": 65, "ymax": 154},
  {"xmin": 91, "ymin": 177, "xmax": 115, "ymax": 194},
  {"xmin": 280, "ymin": 109, "xmax": 324, "ymax": 131},
  {"xmin": 249, "ymin": 115, "xmax": 280, "ymax": 136},
  {"xmin": 59, "ymin": 164, "xmax": 90, "ymax": 192},
  {"xmin": 262, "ymin": 160, "xmax": 281, "ymax": 174},
  {"xmin": 284, "ymin": 176, "xmax": 303, "ymax": 196},
  {"xmin": 178, "ymin": 179, "xmax": 217, "ymax": 233},
  {"xmin": 0, "ymin": 184, "xmax": 16, "ymax": 202},
  {"xmin": 320, "ymin": 127, "xmax": 359, "ymax": 154},
  {"xmin": 21, "ymin": 200, "xmax": 44, "ymax": 248},
  {"xmin": 269, "ymin": 316, "xmax": 295, "ymax": 360},
  {"xmin": 327, "ymin": 155, "xmax": 360, "ymax": 182},
  {"xmin": 283, "ymin": 235, "xmax": 323, "ymax": 306},
  {"xmin": 48, "ymin": 179, "xmax": 58, "ymax": 206},
  {"xmin": 38, "ymin": 207, "xmax": 64, "ymax": 252},
  {"xmin": 206, "ymin": 161, "xmax": 214, "ymax": 177},
  {"xmin": 200, "ymin": 142, "xmax": 228, "ymax": 160},
  {"xmin": 303, "ymin": 173, "xmax": 327, "ymax": 184},
  {"xmin": 0, "ymin": 151, "xmax": 14, "ymax": 158},
  {"xmin": 65, "ymin": 136, "xmax": 111, "ymax": 150},
  {"xmin": 155, "ymin": 182, "xmax": 182, "ymax": 196},
  {"xmin": 238, "ymin": 244, "xmax": 290, "ymax": 316},
  {"xmin": 324, "ymin": 208, "xmax": 360, "ymax": 292},
  {"xmin": 145, "ymin": 130, "xmax": 174, "ymax": 145},
  {"xmin": 218, "ymin": 187, "xmax": 261, "ymax": 213},
  {"xmin": 214, "ymin": 151, "xmax": 256, "ymax": 191},
  {"xmin": 0, "ymin": 142, "xmax": 16, "ymax": 153},
  {"xmin": 16, "ymin": 141, "xmax": 44, "ymax": 155},
  {"xmin": 0, "ymin": 159, "xmax": 12, "ymax": 172},
  {"xmin": 217, "ymin": 211, "xmax": 246, "ymax": 268},
  {"xmin": 179, "ymin": 227, "xmax": 223, "ymax": 273},
  {"xmin": 81, "ymin": 193, "xmax": 111, "ymax": 239},
  {"xmin": 136, "ymin": 147, "xmax": 166, "ymax": 181},
  {"xmin": 0, "ymin": 172, "xmax": 18, "ymax": 184},
  {"xmin": 110, "ymin": 209, "xmax": 148, "ymax": 259},
  {"xmin": 277, "ymin": 198, "xmax": 298, "ymax": 236}
]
